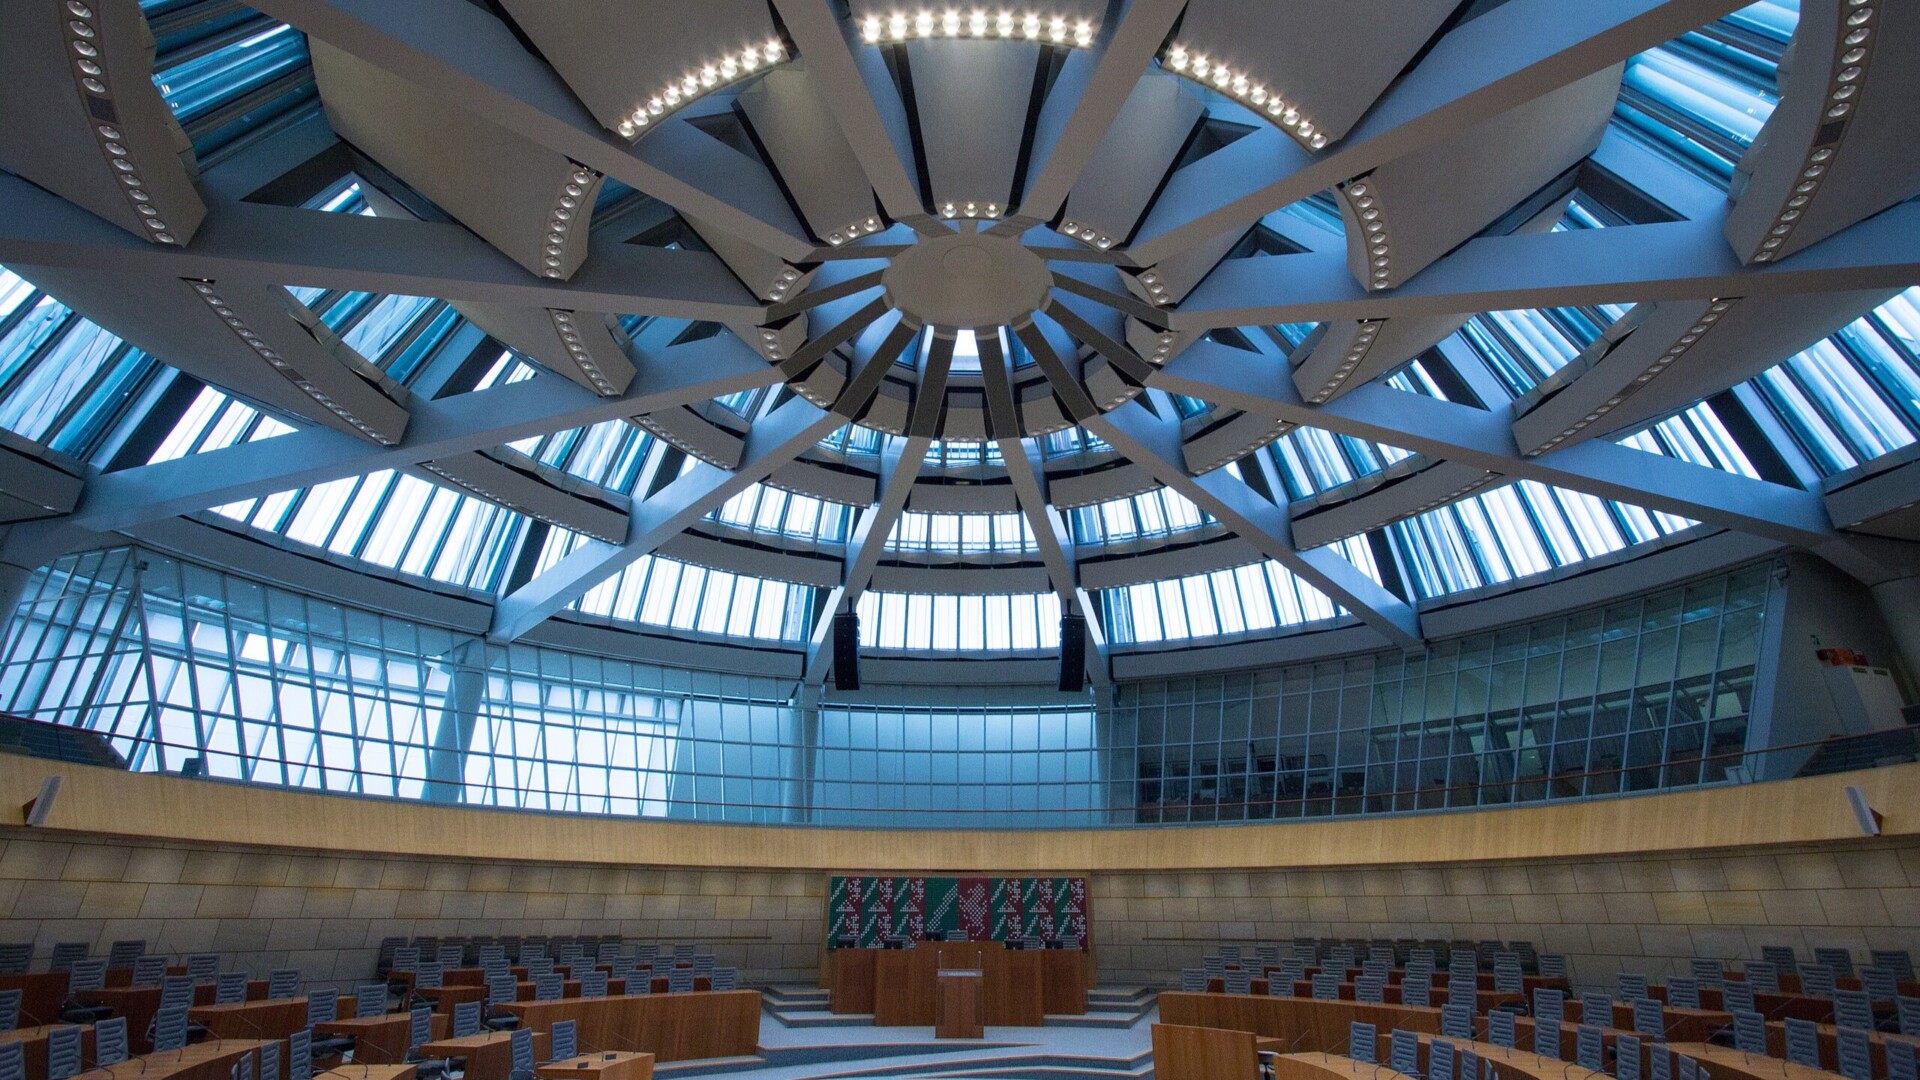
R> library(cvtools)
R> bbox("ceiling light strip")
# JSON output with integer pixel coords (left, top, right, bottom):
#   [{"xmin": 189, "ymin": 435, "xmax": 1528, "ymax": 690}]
[
  {"xmin": 1338, "ymin": 177, "xmax": 1393, "ymax": 291},
  {"xmin": 186, "ymin": 279, "xmax": 396, "ymax": 445},
  {"xmin": 420, "ymin": 462, "xmax": 623, "ymax": 545},
  {"xmin": 938, "ymin": 201, "xmax": 1002, "ymax": 221},
  {"xmin": 859, "ymin": 9, "xmax": 1096, "ymax": 47},
  {"xmin": 549, "ymin": 310, "xmax": 616, "ymax": 396},
  {"xmin": 63, "ymin": 1, "xmax": 178, "ymax": 244},
  {"xmin": 1750, "ymin": 0, "xmax": 1876, "ymax": 264},
  {"xmin": 1162, "ymin": 43, "xmax": 1327, "ymax": 150},
  {"xmin": 1308, "ymin": 320, "xmax": 1383, "ymax": 404},
  {"xmin": 1195, "ymin": 419, "xmax": 1294, "ymax": 474},
  {"xmin": 616, "ymin": 39, "xmax": 789, "ymax": 139},
  {"xmin": 1523, "ymin": 298, "xmax": 1741, "ymax": 457},
  {"xmin": 1057, "ymin": 217, "xmax": 1113, "ymax": 250},
  {"xmin": 540, "ymin": 166, "xmax": 597, "ymax": 280}
]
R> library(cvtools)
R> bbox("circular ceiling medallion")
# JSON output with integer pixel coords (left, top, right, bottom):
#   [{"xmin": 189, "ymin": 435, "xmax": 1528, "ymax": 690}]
[{"xmin": 880, "ymin": 230, "xmax": 1054, "ymax": 329}]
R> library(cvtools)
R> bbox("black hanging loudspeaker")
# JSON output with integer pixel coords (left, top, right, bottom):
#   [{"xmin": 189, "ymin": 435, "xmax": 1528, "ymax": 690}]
[
  {"xmin": 832, "ymin": 612, "xmax": 861, "ymax": 690},
  {"xmin": 1058, "ymin": 614, "xmax": 1087, "ymax": 692}
]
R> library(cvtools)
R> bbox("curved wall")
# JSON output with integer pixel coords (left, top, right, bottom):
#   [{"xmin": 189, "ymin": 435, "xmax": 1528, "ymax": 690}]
[{"xmin": 0, "ymin": 757, "xmax": 1914, "ymax": 989}]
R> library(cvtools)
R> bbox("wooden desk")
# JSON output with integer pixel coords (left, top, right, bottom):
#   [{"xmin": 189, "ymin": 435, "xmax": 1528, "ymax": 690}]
[
  {"xmin": 0, "ymin": 1024, "xmax": 94, "ymax": 1079},
  {"xmin": 1668, "ymin": 1043, "xmax": 1848, "ymax": 1080},
  {"xmin": 535, "ymin": 1051, "xmax": 653, "ymax": 1080},
  {"xmin": 1560, "ymin": 1001, "xmax": 1731, "ymax": 1044},
  {"xmin": 84, "ymin": 1040, "xmax": 270, "ymax": 1080},
  {"xmin": 1159, "ymin": 991, "xmax": 1444, "ymax": 1051},
  {"xmin": 1380, "ymin": 1034, "xmax": 1607, "ymax": 1080},
  {"xmin": 0, "ymin": 972, "xmax": 69, "ymax": 1028},
  {"xmin": 313, "ymin": 1013, "xmax": 448, "ymax": 1063},
  {"xmin": 419, "ymin": 1032, "xmax": 550, "ymax": 1080},
  {"xmin": 324, "ymin": 1067, "xmax": 417, "ymax": 1080},
  {"xmin": 935, "ymin": 971, "xmax": 984, "ymax": 1040},
  {"xmin": 415, "ymin": 985, "xmax": 489, "ymax": 1011},
  {"xmin": 828, "ymin": 950, "xmax": 875, "ymax": 1014},
  {"xmin": 1765, "ymin": 1021, "xmax": 1920, "ymax": 1078},
  {"xmin": 190, "ymin": 998, "xmax": 310, "ymax": 1042},
  {"xmin": 1493, "ymin": 1015, "xmax": 1649, "ymax": 1067},
  {"xmin": 842, "ymin": 944, "xmax": 1082, "ymax": 1026},
  {"xmin": 1238, "ymin": 980, "xmax": 1517, "ymax": 1012},
  {"xmin": 500, "ymin": 991, "xmax": 760, "ymax": 1063},
  {"xmin": 1272, "ymin": 1050, "xmax": 1420, "ymax": 1080},
  {"xmin": 1154, "ymin": 1024, "xmax": 1259, "ymax": 1080},
  {"xmin": 1693, "ymin": 987, "xmax": 1833, "ymax": 1024},
  {"xmin": 84, "ymin": 982, "xmax": 270, "ymax": 1053}
]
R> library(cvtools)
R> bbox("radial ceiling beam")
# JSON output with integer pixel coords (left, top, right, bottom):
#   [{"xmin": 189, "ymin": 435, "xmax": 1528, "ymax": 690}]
[
  {"xmin": 1005, "ymin": 0, "xmax": 1190, "ymax": 229},
  {"xmin": 66, "ymin": 334, "xmax": 782, "ymax": 533},
  {"xmin": 769, "ymin": 0, "xmax": 924, "ymax": 226},
  {"xmin": 490, "ymin": 396, "xmax": 845, "ymax": 641},
  {"xmin": 1154, "ymin": 339, "xmax": 1843, "ymax": 550},
  {"xmin": 1171, "ymin": 199, "xmax": 1920, "ymax": 330},
  {"xmin": 246, "ymin": 0, "xmax": 816, "ymax": 260},
  {"xmin": 0, "ymin": 177, "xmax": 767, "ymax": 323},
  {"xmin": 1080, "ymin": 394, "xmax": 1424, "ymax": 648},
  {"xmin": 1128, "ymin": 0, "xmax": 1751, "ymax": 264}
]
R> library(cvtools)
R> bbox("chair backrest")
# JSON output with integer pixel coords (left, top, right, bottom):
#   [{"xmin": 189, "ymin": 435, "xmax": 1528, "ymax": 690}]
[
  {"xmin": 1441, "ymin": 1003, "xmax": 1472, "ymax": 1040},
  {"xmin": 1800, "ymin": 963, "xmax": 1837, "ymax": 998},
  {"xmin": 1327, "ymin": 946, "xmax": 1355, "ymax": 969},
  {"xmin": 1617, "ymin": 1035, "xmax": 1643, "ymax": 1080},
  {"xmin": 487, "ymin": 977, "xmax": 516, "ymax": 1009},
  {"xmin": 667, "ymin": 969, "xmax": 694, "ymax": 994},
  {"xmin": 216, "ymin": 971, "xmax": 249, "ymax": 1004},
  {"xmin": 520, "ymin": 944, "xmax": 548, "ymax": 965},
  {"xmin": 1633, "ymin": 997, "xmax": 1664, "ymax": 1038},
  {"xmin": 1814, "ymin": 948, "xmax": 1855, "ymax": 977},
  {"xmin": 1311, "ymin": 972, "xmax": 1339, "ymax": 1001},
  {"xmin": 1493, "ymin": 965, "xmax": 1521, "ymax": 995},
  {"xmin": 1760, "ymin": 946, "xmax": 1798, "ymax": 973},
  {"xmin": 1579, "ymin": 990, "xmax": 1612, "ymax": 1025},
  {"xmin": 1402, "ymin": 974, "xmax": 1430, "ymax": 1009},
  {"xmin": 692, "ymin": 955, "xmax": 716, "ymax": 975},
  {"xmin": 408, "ymin": 1006, "xmax": 432, "ymax": 1057},
  {"xmin": 1203, "ymin": 955, "xmax": 1227, "ymax": 976},
  {"xmin": 1460, "ymin": 1049, "xmax": 1482, "ymax": 1080},
  {"xmin": 673, "ymin": 944, "xmax": 696, "ymax": 960},
  {"xmin": 0, "ymin": 1041, "xmax": 16, "ymax": 1080},
  {"xmin": 1901, "ymin": 994, "xmax": 1920, "ymax": 1037},
  {"xmin": 378, "ymin": 937, "xmax": 405, "ymax": 963},
  {"xmin": 1864, "ymin": 968, "xmax": 1899, "ymax": 1002},
  {"xmin": 452, "ymin": 999, "xmax": 481, "ymax": 1037},
  {"xmin": 437, "ymin": 945, "xmax": 464, "ymax": 969},
  {"xmin": 1784, "ymin": 1019, "xmax": 1821, "ymax": 1067},
  {"xmin": 578, "ymin": 970, "xmax": 607, "ymax": 998},
  {"xmin": 710, "ymin": 968, "xmax": 736, "ymax": 992},
  {"xmin": 549, "ymin": 1019, "xmax": 576, "ymax": 1064},
  {"xmin": 1888, "ymin": 1040, "xmax": 1919, "ymax": 1080},
  {"xmin": 624, "ymin": 968, "xmax": 651, "ymax": 994},
  {"xmin": 1873, "ymin": 950, "xmax": 1916, "ymax": 981},
  {"xmin": 1649, "ymin": 1042, "xmax": 1670, "ymax": 1080},
  {"xmin": 1354, "ymin": 975, "xmax": 1383, "ymax": 1004},
  {"xmin": 1742, "ymin": 961, "xmax": 1779, "ymax": 993},
  {"xmin": 355, "ymin": 983, "xmax": 387, "ymax": 1018},
  {"xmin": 1720, "ymin": 980, "xmax": 1754, "ymax": 1014},
  {"xmin": 1364, "ymin": 957, "xmax": 1392, "ymax": 979},
  {"xmin": 1219, "ymin": 945, "xmax": 1242, "ymax": 962},
  {"xmin": 1533, "ymin": 1019, "xmax": 1560, "ymax": 1059},
  {"xmin": 1617, "ymin": 972, "xmax": 1649, "ymax": 999},
  {"xmin": 479, "ymin": 945, "xmax": 506, "ymax": 967},
  {"xmin": 509, "ymin": 1027, "xmax": 534, "ymax": 1075},
  {"xmin": 634, "ymin": 945, "xmax": 657, "ymax": 963},
  {"xmin": 1280, "ymin": 959, "xmax": 1305, "ymax": 985},
  {"xmin": 152, "ymin": 1006, "xmax": 189, "ymax": 1053},
  {"xmin": 390, "ymin": 947, "xmax": 419, "ymax": 973},
  {"xmin": 0, "ymin": 946, "xmax": 29, "ymax": 976},
  {"xmin": 306, "ymin": 986, "xmax": 338, "ymax": 1026},
  {"xmin": 259, "ymin": 1041, "xmax": 279, "ymax": 1080},
  {"xmin": 1677, "ymin": 1055, "xmax": 1699, "ymax": 1080},
  {"xmin": 185, "ymin": 955, "xmax": 219, "ymax": 982},
  {"xmin": 524, "ymin": 956, "xmax": 554, "ymax": 978},
  {"xmin": 1687, "ymin": 958, "xmax": 1723, "ymax": 987},
  {"xmin": 130, "ymin": 956, "xmax": 167, "ymax": 988},
  {"xmin": 267, "ymin": 969, "xmax": 299, "ymax": 999},
  {"xmin": 1576, "ymin": 1025, "xmax": 1604, "ymax": 1071},
  {"xmin": 1534, "ymin": 988, "xmax": 1564, "ymax": 1025},
  {"xmin": 1427, "ymin": 1039, "xmax": 1453, "ymax": 1080},
  {"xmin": 1487, "ymin": 1010, "xmax": 1515, "ymax": 1050},
  {"xmin": 1666, "ymin": 976, "xmax": 1699, "ymax": 1010},
  {"xmin": 48, "ymin": 945, "xmax": 88, "ymax": 972},
  {"xmin": 288, "ymin": 1029, "xmax": 312, "ymax": 1080},
  {"xmin": 67, "ymin": 961, "xmax": 106, "ymax": 995},
  {"xmin": 597, "ymin": 943, "xmax": 621, "ymax": 963},
  {"xmin": 1450, "ymin": 949, "xmax": 1477, "ymax": 972},
  {"xmin": 106, "ymin": 941, "xmax": 145, "ymax": 969},
  {"xmin": 1836, "ymin": 1027, "xmax": 1872, "ymax": 1080},
  {"xmin": 1348, "ymin": 1022, "xmax": 1376, "ymax": 1064},
  {"xmin": 1537, "ymin": 953, "xmax": 1568, "ymax": 979},
  {"xmin": 1833, "ymin": 989, "xmax": 1873, "ymax": 1031},
  {"xmin": 1388, "ymin": 1029, "xmax": 1418, "ymax": 1074},
  {"xmin": 534, "ymin": 974, "xmax": 562, "ymax": 1001},
  {"xmin": 557, "ymin": 944, "xmax": 584, "ymax": 965},
  {"xmin": 0, "ymin": 989, "xmax": 18, "ymax": 1032},
  {"xmin": 414, "ymin": 961, "xmax": 443, "ymax": 990},
  {"xmin": 47, "ymin": 1026, "xmax": 82, "ymax": 1080},
  {"xmin": 159, "ymin": 974, "xmax": 194, "ymax": 1011},
  {"xmin": 1732, "ymin": 1010, "xmax": 1766, "ymax": 1055},
  {"xmin": 1448, "ymin": 960, "xmax": 1475, "ymax": 989},
  {"xmin": 1223, "ymin": 970, "xmax": 1251, "ymax": 995}
]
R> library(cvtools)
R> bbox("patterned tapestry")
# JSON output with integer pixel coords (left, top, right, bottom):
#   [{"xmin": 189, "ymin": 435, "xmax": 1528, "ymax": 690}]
[{"xmin": 826, "ymin": 876, "xmax": 1089, "ymax": 948}]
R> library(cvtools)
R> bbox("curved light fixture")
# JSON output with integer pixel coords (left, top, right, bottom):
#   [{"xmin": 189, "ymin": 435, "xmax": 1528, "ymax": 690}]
[
  {"xmin": 859, "ymin": 9, "xmax": 1096, "ymax": 47},
  {"xmin": 1161, "ymin": 43, "xmax": 1327, "ymax": 150},
  {"xmin": 616, "ymin": 39, "xmax": 790, "ymax": 138}
]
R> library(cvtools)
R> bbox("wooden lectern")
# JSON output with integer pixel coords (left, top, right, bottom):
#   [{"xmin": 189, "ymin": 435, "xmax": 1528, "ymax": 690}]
[{"xmin": 934, "ymin": 942, "xmax": 985, "ymax": 1039}]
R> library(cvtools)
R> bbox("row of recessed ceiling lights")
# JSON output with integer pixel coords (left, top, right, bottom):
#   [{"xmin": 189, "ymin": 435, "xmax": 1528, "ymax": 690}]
[
  {"xmin": 1143, "ymin": 329, "xmax": 1179, "ymax": 365},
  {"xmin": 549, "ymin": 310, "xmax": 616, "ymax": 396},
  {"xmin": 860, "ymin": 10, "xmax": 1096, "ymax": 47},
  {"xmin": 939, "ymin": 201, "xmax": 1002, "ymax": 220},
  {"xmin": 1339, "ymin": 177, "xmax": 1394, "ymax": 291},
  {"xmin": 187, "ymin": 280, "xmax": 396, "ymax": 446},
  {"xmin": 64, "ymin": 2, "xmax": 179, "ymax": 245},
  {"xmin": 636, "ymin": 413, "xmax": 734, "ymax": 469},
  {"xmin": 758, "ymin": 326, "xmax": 789, "ymax": 360},
  {"xmin": 420, "ymin": 461, "xmax": 623, "ymax": 545},
  {"xmin": 1523, "ymin": 299, "xmax": 1740, "ymax": 457},
  {"xmin": 1192, "ymin": 418, "xmax": 1293, "ymax": 474},
  {"xmin": 1162, "ymin": 44, "xmax": 1327, "ymax": 150},
  {"xmin": 768, "ymin": 267, "xmax": 805, "ymax": 301},
  {"xmin": 615, "ymin": 40, "xmax": 788, "ymax": 139},
  {"xmin": 1136, "ymin": 269, "xmax": 1172, "ymax": 306},
  {"xmin": 1392, "ymin": 471, "xmax": 1500, "ymax": 526},
  {"xmin": 1749, "ymin": 0, "xmax": 1876, "ymax": 264},
  {"xmin": 540, "ymin": 166, "xmax": 597, "ymax": 280},
  {"xmin": 1307, "ymin": 320, "xmax": 1384, "ymax": 404},
  {"xmin": 1058, "ymin": 218, "xmax": 1114, "ymax": 250},
  {"xmin": 827, "ymin": 217, "xmax": 885, "ymax": 246}
]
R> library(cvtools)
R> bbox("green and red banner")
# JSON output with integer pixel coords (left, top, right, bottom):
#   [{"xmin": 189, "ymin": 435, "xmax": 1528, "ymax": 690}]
[{"xmin": 827, "ymin": 876, "xmax": 1088, "ymax": 949}]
